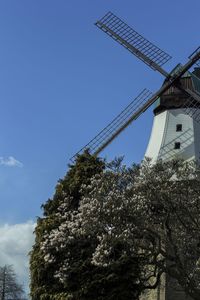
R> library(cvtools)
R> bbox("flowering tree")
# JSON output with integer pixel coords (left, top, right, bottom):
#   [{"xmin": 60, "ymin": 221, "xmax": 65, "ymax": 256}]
[
  {"xmin": 31, "ymin": 152, "xmax": 143, "ymax": 300},
  {"xmin": 41, "ymin": 158, "xmax": 200, "ymax": 300}
]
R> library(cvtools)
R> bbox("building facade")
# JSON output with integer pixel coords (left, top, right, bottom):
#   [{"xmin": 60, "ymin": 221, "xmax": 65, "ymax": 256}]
[
  {"xmin": 145, "ymin": 67, "xmax": 200, "ymax": 163},
  {"xmin": 141, "ymin": 67, "xmax": 200, "ymax": 300}
]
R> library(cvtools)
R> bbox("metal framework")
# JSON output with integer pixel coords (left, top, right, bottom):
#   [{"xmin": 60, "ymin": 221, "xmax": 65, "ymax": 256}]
[
  {"xmin": 183, "ymin": 96, "xmax": 200, "ymax": 123},
  {"xmin": 70, "ymin": 89, "xmax": 152, "ymax": 161},
  {"xmin": 175, "ymin": 82, "xmax": 200, "ymax": 105},
  {"xmin": 189, "ymin": 46, "xmax": 200, "ymax": 67},
  {"xmin": 95, "ymin": 11, "xmax": 171, "ymax": 77},
  {"xmin": 157, "ymin": 128, "xmax": 193, "ymax": 161}
]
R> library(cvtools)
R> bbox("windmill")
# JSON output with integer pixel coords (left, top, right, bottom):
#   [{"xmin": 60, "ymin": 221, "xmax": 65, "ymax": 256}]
[{"xmin": 71, "ymin": 11, "xmax": 200, "ymax": 163}]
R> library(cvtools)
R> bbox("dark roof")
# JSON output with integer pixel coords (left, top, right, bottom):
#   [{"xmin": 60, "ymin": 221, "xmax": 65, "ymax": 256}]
[{"xmin": 154, "ymin": 67, "xmax": 200, "ymax": 115}]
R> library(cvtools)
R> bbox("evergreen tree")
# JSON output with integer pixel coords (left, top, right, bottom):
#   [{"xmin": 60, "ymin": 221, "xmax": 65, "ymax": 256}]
[{"xmin": 30, "ymin": 151, "xmax": 106, "ymax": 299}]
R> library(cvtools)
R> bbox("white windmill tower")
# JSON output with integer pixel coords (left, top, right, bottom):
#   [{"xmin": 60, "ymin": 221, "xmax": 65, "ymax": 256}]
[
  {"xmin": 145, "ymin": 66, "xmax": 200, "ymax": 163},
  {"xmin": 71, "ymin": 11, "xmax": 200, "ymax": 300}
]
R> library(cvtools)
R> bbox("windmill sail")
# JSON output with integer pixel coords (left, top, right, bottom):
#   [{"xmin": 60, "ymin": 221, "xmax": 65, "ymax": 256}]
[
  {"xmin": 183, "ymin": 96, "xmax": 200, "ymax": 123},
  {"xmin": 174, "ymin": 70, "xmax": 200, "ymax": 122},
  {"xmin": 71, "ymin": 89, "xmax": 152, "ymax": 161},
  {"xmin": 95, "ymin": 11, "xmax": 171, "ymax": 77},
  {"xmin": 177, "ymin": 85, "xmax": 200, "ymax": 117},
  {"xmin": 189, "ymin": 46, "xmax": 200, "ymax": 67},
  {"xmin": 157, "ymin": 128, "xmax": 193, "ymax": 161}
]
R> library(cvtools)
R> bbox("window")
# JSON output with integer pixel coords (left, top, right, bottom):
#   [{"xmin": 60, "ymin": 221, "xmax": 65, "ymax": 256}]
[
  {"xmin": 174, "ymin": 142, "xmax": 181, "ymax": 149},
  {"xmin": 176, "ymin": 124, "xmax": 182, "ymax": 132}
]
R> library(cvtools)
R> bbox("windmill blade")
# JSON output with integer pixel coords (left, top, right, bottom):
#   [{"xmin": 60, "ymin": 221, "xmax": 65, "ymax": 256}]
[
  {"xmin": 182, "ymin": 95, "xmax": 200, "ymax": 123},
  {"xmin": 176, "ymin": 84, "xmax": 200, "ymax": 103},
  {"xmin": 157, "ymin": 128, "xmax": 193, "ymax": 161},
  {"xmin": 71, "ymin": 70, "xmax": 179, "ymax": 161},
  {"xmin": 71, "ymin": 89, "xmax": 152, "ymax": 161},
  {"xmin": 174, "ymin": 70, "xmax": 200, "ymax": 122},
  {"xmin": 188, "ymin": 46, "xmax": 200, "ymax": 67},
  {"xmin": 95, "ymin": 11, "xmax": 171, "ymax": 77},
  {"xmin": 71, "ymin": 79, "xmax": 172, "ymax": 162}
]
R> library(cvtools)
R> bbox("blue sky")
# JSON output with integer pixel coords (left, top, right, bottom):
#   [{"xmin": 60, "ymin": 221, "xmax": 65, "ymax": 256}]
[
  {"xmin": 0, "ymin": 0, "xmax": 199, "ymax": 293},
  {"xmin": 0, "ymin": 0, "xmax": 199, "ymax": 223}
]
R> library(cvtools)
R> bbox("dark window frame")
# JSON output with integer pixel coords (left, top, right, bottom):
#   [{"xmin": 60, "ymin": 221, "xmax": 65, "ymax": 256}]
[
  {"xmin": 176, "ymin": 124, "xmax": 182, "ymax": 132},
  {"xmin": 174, "ymin": 142, "xmax": 181, "ymax": 149}
]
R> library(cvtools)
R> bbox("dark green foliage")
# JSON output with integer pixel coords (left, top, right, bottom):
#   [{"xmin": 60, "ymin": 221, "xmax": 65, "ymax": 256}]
[
  {"xmin": 54, "ymin": 239, "xmax": 141, "ymax": 300},
  {"xmin": 30, "ymin": 151, "xmax": 105, "ymax": 299},
  {"xmin": 29, "ymin": 216, "xmax": 63, "ymax": 299},
  {"xmin": 42, "ymin": 150, "xmax": 105, "ymax": 215},
  {"xmin": 71, "ymin": 258, "xmax": 141, "ymax": 300}
]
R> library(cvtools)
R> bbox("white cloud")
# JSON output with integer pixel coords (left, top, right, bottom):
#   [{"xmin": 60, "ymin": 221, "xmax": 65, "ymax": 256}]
[
  {"xmin": 0, "ymin": 221, "xmax": 36, "ymax": 295},
  {"xmin": 0, "ymin": 156, "xmax": 23, "ymax": 167}
]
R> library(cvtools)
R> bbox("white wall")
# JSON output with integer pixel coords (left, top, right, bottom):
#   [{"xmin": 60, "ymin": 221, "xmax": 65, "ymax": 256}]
[{"xmin": 145, "ymin": 108, "xmax": 200, "ymax": 162}]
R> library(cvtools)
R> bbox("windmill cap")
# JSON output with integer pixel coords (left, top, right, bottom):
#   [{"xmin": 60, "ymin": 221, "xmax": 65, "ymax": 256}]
[{"xmin": 153, "ymin": 68, "xmax": 200, "ymax": 115}]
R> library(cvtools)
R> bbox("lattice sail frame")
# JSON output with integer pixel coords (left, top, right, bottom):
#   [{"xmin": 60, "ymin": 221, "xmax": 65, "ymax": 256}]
[
  {"xmin": 189, "ymin": 46, "xmax": 200, "ymax": 68},
  {"xmin": 183, "ymin": 96, "xmax": 200, "ymax": 123},
  {"xmin": 70, "ymin": 89, "xmax": 152, "ymax": 161},
  {"xmin": 95, "ymin": 11, "xmax": 171, "ymax": 76},
  {"xmin": 176, "ymin": 70, "xmax": 200, "ymax": 123},
  {"xmin": 157, "ymin": 128, "xmax": 193, "ymax": 161}
]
